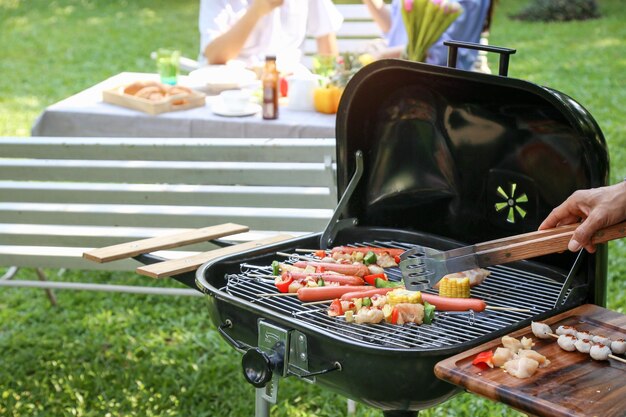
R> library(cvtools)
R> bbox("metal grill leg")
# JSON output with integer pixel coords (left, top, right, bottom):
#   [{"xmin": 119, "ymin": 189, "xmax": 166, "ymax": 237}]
[
  {"xmin": 255, "ymin": 388, "xmax": 270, "ymax": 417},
  {"xmin": 347, "ymin": 399, "xmax": 356, "ymax": 415}
]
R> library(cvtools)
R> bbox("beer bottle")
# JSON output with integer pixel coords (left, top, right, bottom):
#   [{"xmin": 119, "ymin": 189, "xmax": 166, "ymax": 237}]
[{"xmin": 262, "ymin": 56, "xmax": 279, "ymax": 120}]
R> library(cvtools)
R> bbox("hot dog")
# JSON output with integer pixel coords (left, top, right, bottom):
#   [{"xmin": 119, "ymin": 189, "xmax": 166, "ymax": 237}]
[
  {"xmin": 293, "ymin": 261, "xmax": 370, "ymax": 277},
  {"xmin": 283, "ymin": 271, "xmax": 364, "ymax": 286},
  {"xmin": 331, "ymin": 246, "xmax": 405, "ymax": 257},
  {"xmin": 421, "ymin": 293, "xmax": 486, "ymax": 312},
  {"xmin": 296, "ymin": 285, "xmax": 368, "ymax": 302},
  {"xmin": 340, "ymin": 287, "xmax": 395, "ymax": 301}
]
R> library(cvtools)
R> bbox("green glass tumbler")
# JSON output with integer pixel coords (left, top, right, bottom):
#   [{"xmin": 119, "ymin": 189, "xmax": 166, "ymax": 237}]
[{"xmin": 156, "ymin": 48, "xmax": 180, "ymax": 85}]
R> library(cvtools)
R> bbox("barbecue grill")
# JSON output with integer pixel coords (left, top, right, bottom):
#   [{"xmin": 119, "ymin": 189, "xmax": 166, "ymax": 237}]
[
  {"xmin": 119, "ymin": 42, "xmax": 611, "ymax": 416},
  {"xmin": 188, "ymin": 43, "xmax": 610, "ymax": 416}
]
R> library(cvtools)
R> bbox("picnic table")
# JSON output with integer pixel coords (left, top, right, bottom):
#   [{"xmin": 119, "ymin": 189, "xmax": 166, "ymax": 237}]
[{"xmin": 31, "ymin": 72, "xmax": 336, "ymax": 138}]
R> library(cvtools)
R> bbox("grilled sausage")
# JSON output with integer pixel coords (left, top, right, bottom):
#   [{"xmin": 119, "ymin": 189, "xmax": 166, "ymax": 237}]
[
  {"xmin": 339, "ymin": 287, "xmax": 395, "ymax": 301},
  {"xmin": 421, "ymin": 293, "xmax": 486, "ymax": 312},
  {"xmin": 331, "ymin": 246, "xmax": 405, "ymax": 257},
  {"xmin": 293, "ymin": 261, "xmax": 370, "ymax": 277},
  {"xmin": 284, "ymin": 272, "xmax": 364, "ymax": 286},
  {"xmin": 296, "ymin": 285, "xmax": 368, "ymax": 302}
]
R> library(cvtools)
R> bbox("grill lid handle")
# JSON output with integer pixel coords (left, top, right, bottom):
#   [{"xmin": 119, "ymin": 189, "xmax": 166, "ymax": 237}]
[
  {"xmin": 320, "ymin": 150, "xmax": 364, "ymax": 248},
  {"xmin": 444, "ymin": 40, "xmax": 516, "ymax": 76}
]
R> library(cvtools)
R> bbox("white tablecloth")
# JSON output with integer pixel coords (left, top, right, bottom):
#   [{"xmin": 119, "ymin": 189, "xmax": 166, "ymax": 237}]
[{"xmin": 31, "ymin": 72, "xmax": 336, "ymax": 138}]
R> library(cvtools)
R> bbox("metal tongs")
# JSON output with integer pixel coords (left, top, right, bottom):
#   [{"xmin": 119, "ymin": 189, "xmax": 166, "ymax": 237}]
[{"xmin": 399, "ymin": 221, "xmax": 626, "ymax": 291}]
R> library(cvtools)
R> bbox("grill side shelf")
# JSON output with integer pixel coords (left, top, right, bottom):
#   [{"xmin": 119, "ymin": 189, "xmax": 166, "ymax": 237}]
[{"xmin": 434, "ymin": 304, "xmax": 626, "ymax": 417}]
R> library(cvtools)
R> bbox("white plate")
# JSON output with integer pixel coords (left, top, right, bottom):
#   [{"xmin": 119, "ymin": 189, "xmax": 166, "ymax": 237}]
[
  {"xmin": 212, "ymin": 102, "xmax": 261, "ymax": 117},
  {"xmin": 188, "ymin": 64, "xmax": 258, "ymax": 94}
]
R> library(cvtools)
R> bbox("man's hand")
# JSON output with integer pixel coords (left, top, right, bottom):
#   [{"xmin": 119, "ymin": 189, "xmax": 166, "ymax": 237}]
[{"xmin": 539, "ymin": 182, "xmax": 626, "ymax": 253}]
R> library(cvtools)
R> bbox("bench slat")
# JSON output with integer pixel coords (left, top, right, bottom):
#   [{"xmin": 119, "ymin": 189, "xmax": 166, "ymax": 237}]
[
  {"xmin": 334, "ymin": 21, "xmax": 382, "ymax": 37},
  {"xmin": 0, "ymin": 203, "xmax": 332, "ymax": 231},
  {"xmin": 304, "ymin": 38, "xmax": 379, "ymax": 55},
  {"xmin": 0, "ymin": 181, "xmax": 335, "ymax": 209},
  {"xmin": 0, "ymin": 224, "xmax": 306, "ymax": 249},
  {"xmin": 0, "ymin": 137, "xmax": 336, "ymax": 162},
  {"xmin": 0, "ymin": 160, "xmax": 335, "ymax": 187},
  {"xmin": 336, "ymin": 4, "xmax": 378, "ymax": 20},
  {"xmin": 0, "ymin": 246, "xmax": 198, "ymax": 271}
]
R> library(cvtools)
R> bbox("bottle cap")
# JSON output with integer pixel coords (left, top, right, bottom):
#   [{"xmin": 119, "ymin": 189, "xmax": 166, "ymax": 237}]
[{"xmin": 265, "ymin": 55, "xmax": 277, "ymax": 61}]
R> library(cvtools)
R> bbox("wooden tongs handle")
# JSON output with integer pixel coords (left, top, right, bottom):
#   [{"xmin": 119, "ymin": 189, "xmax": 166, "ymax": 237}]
[{"xmin": 473, "ymin": 221, "xmax": 626, "ymax": 266}]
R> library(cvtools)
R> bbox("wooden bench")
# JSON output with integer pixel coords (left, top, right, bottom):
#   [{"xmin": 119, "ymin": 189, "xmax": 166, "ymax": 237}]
[{"xmin": 0, "ymin": 137, "xmax": 336, "ymax": 295}]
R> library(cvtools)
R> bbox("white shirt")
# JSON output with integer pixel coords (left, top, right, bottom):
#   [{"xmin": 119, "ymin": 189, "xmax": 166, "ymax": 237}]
[{"xmin": 198, "ymin": 0, "xmax": 343, "ymax": 68}]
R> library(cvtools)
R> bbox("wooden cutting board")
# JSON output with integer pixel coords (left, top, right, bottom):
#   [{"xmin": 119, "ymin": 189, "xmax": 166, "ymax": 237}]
[{"xmin": 435, "ymin": 304, "xmax": 626, "ymax": 417}]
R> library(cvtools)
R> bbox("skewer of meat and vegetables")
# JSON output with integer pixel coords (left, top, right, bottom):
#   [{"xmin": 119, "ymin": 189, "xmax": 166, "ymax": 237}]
[
  {"xmin": 254, "ymin": 247, "xmax": 528, "ymax": 327},
  {"xmin": 531, "ymin": 321, "xmax": 626, "ymax": 363}
]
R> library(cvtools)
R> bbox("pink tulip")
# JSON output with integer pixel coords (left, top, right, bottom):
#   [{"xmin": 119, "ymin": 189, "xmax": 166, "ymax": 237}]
[{"xmin": 404, "ymin": 0, "xmax": 414, "ymax": 12}]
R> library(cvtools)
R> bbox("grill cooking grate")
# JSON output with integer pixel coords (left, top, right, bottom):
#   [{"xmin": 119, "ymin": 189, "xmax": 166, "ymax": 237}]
[{"xmin": 222, "ymin": 240, "xmax": 568, "ymax": 350}]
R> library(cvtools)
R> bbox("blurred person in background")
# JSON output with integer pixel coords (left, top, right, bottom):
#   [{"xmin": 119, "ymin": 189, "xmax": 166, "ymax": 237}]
[
  {"xmin": 362, "ymin": 0, "xmax": 494, "ymax": 72},
  {"xmin": 199, "ymin": 0, "xmax": 343, "ymax": 71},
  {"xmin": 539, "ymin": 181, "xmax": 626, "ymax": 253}
]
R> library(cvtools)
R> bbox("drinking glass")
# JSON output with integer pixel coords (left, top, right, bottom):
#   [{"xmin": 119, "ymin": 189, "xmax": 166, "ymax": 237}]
[{"xmin": 156, "ymin": 48, "xmax": 180, "ymax": 85}]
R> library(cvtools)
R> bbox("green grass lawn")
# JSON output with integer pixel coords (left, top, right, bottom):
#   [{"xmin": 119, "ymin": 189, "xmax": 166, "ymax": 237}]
[{"xmin": 1, "ymin": 0, "xmax": 625, "ymax": 416}]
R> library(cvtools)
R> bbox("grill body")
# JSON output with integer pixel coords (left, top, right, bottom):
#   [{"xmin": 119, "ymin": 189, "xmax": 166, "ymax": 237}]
[
  {"xmin": 197, "ymin": 227, "xmax": 593, "ymax": 411},
  {"xmin": 195, "ymin": 55, "xmax": 610, "ymax": 413}
]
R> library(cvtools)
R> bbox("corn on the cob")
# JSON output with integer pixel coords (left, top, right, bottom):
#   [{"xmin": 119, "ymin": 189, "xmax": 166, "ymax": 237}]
[
  {"xmin": 387, "ymin": 288, "xmax": 422, "ymax": 306},
  {"xmin": 438, "ymin": 276, "xmax": 470, "ymax": 298}
]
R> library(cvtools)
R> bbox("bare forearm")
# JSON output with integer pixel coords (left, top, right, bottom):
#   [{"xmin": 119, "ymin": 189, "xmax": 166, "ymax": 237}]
[
  {"xmin": 204, "ymin": 8, "xmax": 263, "ymax": 64},
  {"xmin": 362, "ymin": 0, "xmax": 392, "ymax": 33},
  {"xmin": 316, "ymin": 33, "xmax": 339, "ymax": 56}
]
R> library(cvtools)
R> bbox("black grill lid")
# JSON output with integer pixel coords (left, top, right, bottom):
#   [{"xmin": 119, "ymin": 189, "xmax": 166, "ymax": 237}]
[{"xmin": 335, "ymin": 57, "xmax": 608, "ymax": 245}]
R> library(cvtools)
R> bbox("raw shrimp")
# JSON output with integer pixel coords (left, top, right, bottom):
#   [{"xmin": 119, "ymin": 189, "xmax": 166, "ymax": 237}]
[
  {"xmin": 518, "ymin": 349, "xmax": 551, "ymax": 368},
  {"xmin": 393, "ymin": 303, "xmax": 425, "ymax": 325},
  {"xmin": 503, "ymin": 357, "xmax": 539, "ymax": 379},
  {"xmin": 531, "ymin": 322, "xmax": 554, "ymax": 340},
  {"xmin": 576, "ymin": 330, "xmax": 592, "ymax": 341},
  {"xmin": 502, "ymin": 336, "xmax": 523, "ymax": 353},
  {"xmin": 492, "ymin": 347, "xmax": 514, "ymax": 367},
  {"xmin": 521, "ymin": 336, "xmax": 533, "ymax": 350},
  {"xmin": 592, "ymin": 334, "xmax": 612, "ymax": 346},
  {"xmin": 611, "ymin": 339, "xmax": 626, "ymax": 355},
  {"xmin": 556, "ymin": 325, "xmax": 577, "ymax": 336},
  {"xmin": 557, "ymin": 334, "xmax": 577, "ymax": 352},
  {"xmin": 574, "ymin": 338, "xmax": 593, "ymax": 354},
  {"xmin": 354, "ymin": 308, "xmax": 384, "ymax": 324},
  {"xmin": 434, "ymin": 268, "xmax": 491, "ymax": 288},
  {"xmin": 589, "ymin": 343, "xmax": 611, "ymax": 361}
]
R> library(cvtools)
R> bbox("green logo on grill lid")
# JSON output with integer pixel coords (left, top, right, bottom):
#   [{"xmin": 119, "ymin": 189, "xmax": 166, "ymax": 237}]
[{"xmin": 495, "ymin": 183, "xmax": 528, "ymax": 224}]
